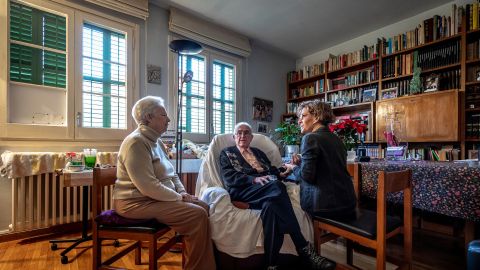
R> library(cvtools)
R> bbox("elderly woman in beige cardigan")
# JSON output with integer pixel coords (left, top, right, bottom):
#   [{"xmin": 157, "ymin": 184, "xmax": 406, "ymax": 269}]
[{"xmin": 113, "ymin": 96, "xmax": 215, "ymax": 270}]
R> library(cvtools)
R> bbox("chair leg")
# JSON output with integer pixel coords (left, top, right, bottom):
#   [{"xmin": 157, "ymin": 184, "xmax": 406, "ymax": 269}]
[
  {"xmin": 135, "ymin": 241, "xmax": 142, "ymax": 265},
  {"xmin": 376, "ymin": 244, "xmax": 386, "ymax": 270},
  {"xmin": 149, "ymin": 239, "xmax": 158, "ymax": 270},
  {"xmin": 346, "ymin": 239, "xmax": 354, "ymax": 266},
  {"xmin": 92, "ymin": 237, "xmax": 101, "ymax": 270},
  {"xmin": 313, "ymin": 221, "xmax": 321, "ymax": 253}
]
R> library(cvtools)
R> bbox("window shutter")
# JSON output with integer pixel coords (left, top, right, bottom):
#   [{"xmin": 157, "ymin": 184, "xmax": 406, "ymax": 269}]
[
  {"xmin": 212, "ymin": 61, "xmax": 235, "ymax": 134},
  {"xmin": 82, "ymin": 23, "xmax": 127, "ymax": 129},
  {"xmin": 9, "ymin": 1, "xmax": 66, "ymax": 88}
]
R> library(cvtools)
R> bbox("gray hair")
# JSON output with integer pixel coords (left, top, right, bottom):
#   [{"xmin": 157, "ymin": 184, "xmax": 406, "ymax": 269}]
[
  {"xmin": 233, "ymin": 122, "xmax": 252, "ymax": 134},
  {"xmin": 132, "ymin": 96, "xmax": 165, "ymax": 125}
]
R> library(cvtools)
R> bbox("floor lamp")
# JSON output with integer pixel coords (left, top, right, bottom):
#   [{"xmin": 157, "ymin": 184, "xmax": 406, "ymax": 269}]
[{"xmin": 169, "ymin": 40, "xmax": 202, "ymax": 176}]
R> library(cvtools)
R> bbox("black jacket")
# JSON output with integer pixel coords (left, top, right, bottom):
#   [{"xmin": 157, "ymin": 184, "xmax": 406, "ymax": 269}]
[
  {"xmin": 293, "ymin": 127, "xmax": 356, "ymax": 218},
  {"xmin": 219, "ymin": 146, "xmax": 280, "ymax": 194}
]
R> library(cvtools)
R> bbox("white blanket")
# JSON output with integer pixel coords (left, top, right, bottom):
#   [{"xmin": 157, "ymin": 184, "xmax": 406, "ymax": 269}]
[{"xmin": 197, "ymin": 134, "xmax": 313, "ymax": 258}]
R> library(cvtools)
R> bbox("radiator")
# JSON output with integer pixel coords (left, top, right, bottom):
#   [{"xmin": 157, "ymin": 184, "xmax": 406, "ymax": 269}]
[{"xmin": 9, "ymin": 172, "xmax": 113, "ymax": 232}]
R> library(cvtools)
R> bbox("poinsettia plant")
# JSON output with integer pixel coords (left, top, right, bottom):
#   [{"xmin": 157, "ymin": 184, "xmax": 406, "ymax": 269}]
[{"xmin": 329, "ymin": 119, "xmax": 367, "ymax": 151}]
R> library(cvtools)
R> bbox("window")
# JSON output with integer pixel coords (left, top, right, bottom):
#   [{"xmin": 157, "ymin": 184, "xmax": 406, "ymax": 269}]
[
  {"xmin": 82, "ymin": 23, "xmax": 127, "ymax": 129},
  {"xmin": 0, "ymin": 0, "xmax": 138, "ymax": 140},
  {"xmin": 175, "ymin": 49, "xmax": 241, "ymax": 142}
]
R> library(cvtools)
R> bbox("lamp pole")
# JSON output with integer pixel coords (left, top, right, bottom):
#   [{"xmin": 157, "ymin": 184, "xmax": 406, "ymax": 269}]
[{"xmin": 169, "ymin": 40, "xmax": 202, "ymax": 176}]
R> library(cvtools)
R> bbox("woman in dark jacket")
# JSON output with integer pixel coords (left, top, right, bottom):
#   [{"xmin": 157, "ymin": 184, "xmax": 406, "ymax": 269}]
[{"xmin": 284, "ymin": 100, "xmax": 356, "ymax": 219}]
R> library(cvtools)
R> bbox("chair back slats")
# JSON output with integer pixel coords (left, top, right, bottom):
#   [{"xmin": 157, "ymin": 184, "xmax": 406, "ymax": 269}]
[
  {"xmin": 92, "ymin": 167, "xmax": 117, "ymax": 217},
  {"xmin": 347, "ymin": 163, "xmax": 355, "ymax": 177},
  {"xmin": 379, "ymin": 170, "xmax": 412, "ymax": 194}
]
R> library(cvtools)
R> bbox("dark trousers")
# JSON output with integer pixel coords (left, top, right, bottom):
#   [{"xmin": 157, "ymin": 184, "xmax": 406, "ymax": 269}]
[{"xmin": 230, "ymin": 181, "xmax": 308, "ymax": 266}]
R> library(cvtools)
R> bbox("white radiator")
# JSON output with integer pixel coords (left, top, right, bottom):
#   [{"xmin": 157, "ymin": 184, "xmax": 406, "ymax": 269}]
[{"xmin": 9, "ymin": 172, "xmax": 113, "ymax": 232}]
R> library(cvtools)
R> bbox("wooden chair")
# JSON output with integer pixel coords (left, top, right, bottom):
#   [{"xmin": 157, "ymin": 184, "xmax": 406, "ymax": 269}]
[
  {"xmin": 314, "ymin": 167, "xmax": 413, "ymax": 270},
  {"xmin": 92, "ymin": 167, "xmax": 182, "ymax": 270}
]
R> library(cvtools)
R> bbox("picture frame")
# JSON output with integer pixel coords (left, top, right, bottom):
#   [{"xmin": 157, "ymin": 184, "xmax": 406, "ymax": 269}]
[
  {"xmin": 253, "ymin": 97, "xmax": 273, "ymax": 122},
  {"xmin": 147, "ymin": 65, "xmax": 161, "ymax": 84},
  {"xmin": 468, "ymin": 149, "xmax": 479, "ymax": 160},
  {"xmin": 424, "ymin": 73, "xmax": 439, "ymax": 92},
  {"xmin": 257, "ymin": 122, "xmax": 268, "ymax": 134},
  {"xmin": 380, "ymin": 87, "xmax": 398, "ymax": 100},
  {"xmin": 361, "ymin": 88, "xmax": 377, "ymax": 102}
]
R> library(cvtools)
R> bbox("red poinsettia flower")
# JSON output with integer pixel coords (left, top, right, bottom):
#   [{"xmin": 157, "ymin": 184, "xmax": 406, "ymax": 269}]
[{"xmin": 328, "ymin": 119, "xmax": 368, "ymax": 151}]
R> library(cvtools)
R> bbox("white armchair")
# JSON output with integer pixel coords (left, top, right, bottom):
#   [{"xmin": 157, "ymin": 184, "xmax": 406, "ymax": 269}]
[{"xmin": 196, "ymin": 133, "xmax": 313, "ymax": 258}]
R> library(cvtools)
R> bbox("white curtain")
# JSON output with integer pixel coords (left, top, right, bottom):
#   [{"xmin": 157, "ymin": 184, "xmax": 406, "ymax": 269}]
[{"xmin": 169, "ymin": 8, "xmax": 251, "ymax": 57}]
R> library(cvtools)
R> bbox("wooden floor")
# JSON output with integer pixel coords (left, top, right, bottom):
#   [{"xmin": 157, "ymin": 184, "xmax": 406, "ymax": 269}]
[{"xmin": 0, "ymin": 228, "xmax": 466, "ymax": 270}]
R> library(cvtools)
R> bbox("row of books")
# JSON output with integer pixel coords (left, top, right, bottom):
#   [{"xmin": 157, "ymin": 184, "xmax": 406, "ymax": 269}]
[
  {"xmin": 466, "ymin": 85, "xmax": 480, "ymax": 109},
  {"xmin": 466, "ymin": 38, "xmax": 480, "ymax": 60},
  {"xmin": 417, "ymin": 40, "xmax": 460, "ymax": 70},
  {"xmin": 399, "ymin": 146, "xmax": 460, "ymax": 161},
  {"xmin": 382, "ymin": 79, "xmax": 412, "ymax": 98},
  {"xmin": 327, "ymin": 42, "xmax": 380, "ymax": 72},
  {"xmin": 433, "ymin": 69, "xmax": 461, "ymax": 91},
  {"xmin": 466, "ymin": 65, "xmax": 480, "ymax": 82},
  {"xmin": 465, "ymin": 2, "xmax": 480, "ymax": 32},
  {"xmin": 382, "ymin": 4, "xmax": 461, "ymax": 56},
  {"xmin": 287, "ymin": 63, "xmax": 325, "ymax": 82},
  {"xmin": 290, "ymin": 79, "xmax": 324, "ymax": 99},
  {"xmin": 382, "ymin": 53, "xmax": 414, "ymax": 78},
  {"xmin": 466, "ymin": 113, "xmax": 480, "ymax": 139}
]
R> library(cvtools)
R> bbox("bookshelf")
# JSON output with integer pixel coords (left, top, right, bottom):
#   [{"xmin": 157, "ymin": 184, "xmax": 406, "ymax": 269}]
[{"xmin": 284, "ymin": 3, "xmax": 480, "ymax": 159}]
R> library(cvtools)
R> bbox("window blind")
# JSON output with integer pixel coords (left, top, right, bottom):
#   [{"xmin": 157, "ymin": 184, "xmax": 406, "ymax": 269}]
[
  {"xmin": 9, "ymin": 1, "xmax": 66, "ymax": 88},
  {"xmin": 212, "ymin": 61, "xmax": 235, "ymax": 134},
  {"xmin": 180, "ymin": 55, "xmax": 206, "ymax": 133},
  {"xmin": 82, "ymin": 23, "xmax": 127, "ymax": 129}
]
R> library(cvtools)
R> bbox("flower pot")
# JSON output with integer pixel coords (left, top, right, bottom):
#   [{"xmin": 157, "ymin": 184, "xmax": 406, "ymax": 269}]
[
  {"xmin": 347, "ymin": 150, "xmax": 356, "ymax": 162},
  {"xmin": 285, "ymin": 145, "xmax": 299, "ymax": 159}
]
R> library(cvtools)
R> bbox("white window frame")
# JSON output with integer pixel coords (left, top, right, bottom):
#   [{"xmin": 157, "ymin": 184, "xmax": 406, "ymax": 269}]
[
  {"xmin": 0, "ymin": 0, "xmax": 139, "ymax": 141},
  {"xmin": 74, "ymin": 11, "xmax": 138, "ymax": 140},
  {"xmin": 168, "ymin": 38, "xmax": 243, "ymax": 143}
]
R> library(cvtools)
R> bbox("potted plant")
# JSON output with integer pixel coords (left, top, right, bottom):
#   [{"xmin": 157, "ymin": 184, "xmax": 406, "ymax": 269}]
[
  {"xmin": 329, "ymin": 118, "xmax": 367, "ymax": 161},
  {"xmin": 270, "ymin": 122, "xmax": 301, "ymax": 158}
]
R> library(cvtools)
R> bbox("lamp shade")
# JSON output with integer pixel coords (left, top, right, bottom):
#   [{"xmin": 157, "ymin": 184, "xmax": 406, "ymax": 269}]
[{"xmin": 169, "ymin": 39, "xmax": 203, "ymax": 55}]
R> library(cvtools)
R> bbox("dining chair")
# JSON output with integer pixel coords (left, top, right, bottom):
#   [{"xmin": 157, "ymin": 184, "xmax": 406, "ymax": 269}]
[
  {"xmin": 92, "ymin": 166, "xmax": 183, "ymax": 270},
  {"xmin": 314, "ymin": 167, "xmax": 413, "ymax": 270}
]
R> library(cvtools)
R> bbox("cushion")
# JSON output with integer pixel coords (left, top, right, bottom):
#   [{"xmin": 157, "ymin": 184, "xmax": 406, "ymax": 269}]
[
  {"xmin": 95, "ymin": 209, "xmax": 160, "ymax": 227},
  {"xmin": 315, "ymin": 209, "xmax": 402, "ymax": 240}
]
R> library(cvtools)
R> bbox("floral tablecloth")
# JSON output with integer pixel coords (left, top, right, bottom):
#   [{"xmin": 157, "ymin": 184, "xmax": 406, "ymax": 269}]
[{"xmin": 359, "ymin": 160, "xmax": 480, "ymax": 222}]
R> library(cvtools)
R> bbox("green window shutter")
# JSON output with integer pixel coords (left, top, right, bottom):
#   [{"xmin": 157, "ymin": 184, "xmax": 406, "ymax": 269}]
[
  {"xmin": 213, "ymin": 61, "xmax": 235, "ymax": 134},
  {"xmin": 9, "ymin": 1, "xmax": 66, "ymax": 88},
  {"xmin": 179, "ymin": 55, "xmax": 206, "ymax": 134},
  {"xmin": 82, "ymin": 23, "xmax": 127, "ymax": 129}
]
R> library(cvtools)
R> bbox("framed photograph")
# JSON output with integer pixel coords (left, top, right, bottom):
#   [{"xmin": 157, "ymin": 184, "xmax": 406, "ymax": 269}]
[
  {"xmin": 424, "ymin": 74, "xmax": 439, "ymax": 92},
  {"xmin": 361, "ymin": 88, "xmax": 377, "ymax": 102},
  {"xmin": 257, "ymin": 122, "xmax": 268, "ymax": 134},
  {"xmin": 380, "ymin": 87, "xmax": 397, "ymax": 100},
  {"xmin": 253, "ymin": 97, "xmax": 273, "ymax": 122},
  {"xmin": 147, "ymin": 65, "xmax": 161, "ymax": 84},
  {"xmin": 468, "ymin": 149, "xmax": 479, "ymax": 159}
]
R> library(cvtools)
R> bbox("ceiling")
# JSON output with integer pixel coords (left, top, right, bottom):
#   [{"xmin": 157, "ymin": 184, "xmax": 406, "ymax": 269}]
[{"xmin": 151, "ymin": 0, "xmax": 452, "ymax": 58}]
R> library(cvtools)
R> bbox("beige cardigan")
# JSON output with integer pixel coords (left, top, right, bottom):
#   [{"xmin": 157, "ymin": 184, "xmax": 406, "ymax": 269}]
[{"xmin": 113, "ymin": 125, "xmax": 185, "ymax": 201}]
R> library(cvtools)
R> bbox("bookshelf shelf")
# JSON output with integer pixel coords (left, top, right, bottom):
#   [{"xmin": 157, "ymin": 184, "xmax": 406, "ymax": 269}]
[
  {"xmin": 381, "ymin": 33, "xmax": 462, "ymax": 58},
  {"xmin": 288, "ymin": 92, "xmax": 325, "ymax": 102},
  {"xmin": 466, "ymin": 59, "xmax": 480, "ymax": 65},
  {"xmin": 332, "ymin": 102, "xmax": 373, "ymax": 113},
  {"xmin": 327, "ymin": 80, "xmax": 379, "ymax": 94},
  {"xmin": 288, "ymin": 73, "xmax": 325, "ymax": 86},
  {"xmin": 421, "ymin": 63, "xmax": 461, "ymax": 74},
  {"xmin": 327, "ymin": 58, "xmax": 378, "ymax": 75},
  {"xmin": 382, "ymin": 74, "xmax": 412, "ymax": 83},
  {"xmin": 465, "ymin": 108, "xmax": 480, "ymax": 112}
]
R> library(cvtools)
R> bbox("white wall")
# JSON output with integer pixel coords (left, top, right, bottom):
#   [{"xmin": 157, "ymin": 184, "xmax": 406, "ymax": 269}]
[
  {"xmin": 297, "ymin": 0, "xmax": 470, "ymax": 68},
  {"xmin": 244, "ymin": 41, "xmax": 295, "ymax": 132}
]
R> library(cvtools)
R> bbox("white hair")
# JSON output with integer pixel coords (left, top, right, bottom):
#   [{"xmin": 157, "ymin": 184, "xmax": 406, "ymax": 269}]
[
  {"xmin": 233, "ymin": 122, "xmax": 252, "ymax": 134},
  {"xmin": 132, "ymin": 96, "xmax": 165, "ymax": 125}
]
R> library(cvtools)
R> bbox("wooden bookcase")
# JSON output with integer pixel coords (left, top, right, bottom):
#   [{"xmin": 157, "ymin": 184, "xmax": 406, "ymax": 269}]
[{"xmin": 284, "ymin": 10, "xmax": 480, "ymax": 159}]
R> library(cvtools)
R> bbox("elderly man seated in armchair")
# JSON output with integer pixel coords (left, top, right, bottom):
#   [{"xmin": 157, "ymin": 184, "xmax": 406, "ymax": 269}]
[{"xmin": 219, "ymin": 122, "xmax": 335, "ymax": 270}]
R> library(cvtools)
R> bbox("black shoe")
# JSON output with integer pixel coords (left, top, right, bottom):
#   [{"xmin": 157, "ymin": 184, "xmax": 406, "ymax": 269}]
[{"xmin": 298, "ymin": 243, "xmax": 336, "ymax": 270}]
